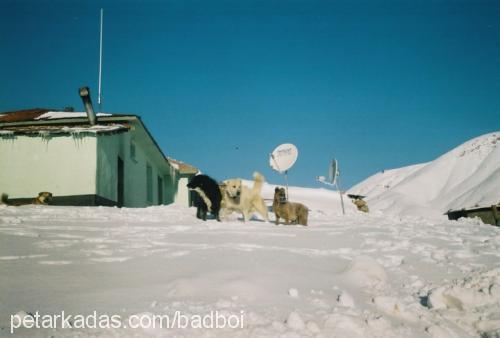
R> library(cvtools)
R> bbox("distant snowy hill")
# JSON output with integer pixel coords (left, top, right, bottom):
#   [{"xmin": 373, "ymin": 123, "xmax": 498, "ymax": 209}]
[{"xmin": 349, "ymin": 132, "xmax": 500, "ymax": 218}]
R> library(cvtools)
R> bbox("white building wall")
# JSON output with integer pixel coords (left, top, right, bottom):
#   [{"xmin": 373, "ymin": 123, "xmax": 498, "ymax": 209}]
[
  {"xmin": 0, "ymin": 134, "xmax": 97, "ymax": 198},
  {"xmin": 174, "ymin": 176, "xmax": 191, "ymax": 206},
  {"xmin": 1, "ymin": 129, "xmax": 182, "ymax": 207}
]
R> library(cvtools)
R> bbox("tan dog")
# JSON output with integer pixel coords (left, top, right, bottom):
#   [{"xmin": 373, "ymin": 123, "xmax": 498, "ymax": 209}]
[
  {"xmin": 1, "ymin": 192, "xmax": 53, "ymax": 206},
  {"xmin": 353, "ymin": 197, "xmax": 369, "ymax": 213},
  {"xmin": 220, "ymin": 172, "xmax": 269, "ymax": 222},
  {"xmin": 273, "ymin": 187, "xmax": 309, "ymax": 226}
]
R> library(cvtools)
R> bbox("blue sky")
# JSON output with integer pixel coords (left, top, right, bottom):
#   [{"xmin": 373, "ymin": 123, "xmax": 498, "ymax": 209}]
[{"xmin": 1, "ymin": 0, "xmax": 499, "ymax": 188}]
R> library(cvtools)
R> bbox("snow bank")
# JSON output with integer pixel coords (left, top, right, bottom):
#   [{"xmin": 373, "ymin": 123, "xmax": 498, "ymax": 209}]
[
  {"xmin": 1, "ymin": 174, "xmax": 500, "ymax": 337},
  {"xmin": 340, "ymin": 256, "xmax": 388, "ymax": 289}
]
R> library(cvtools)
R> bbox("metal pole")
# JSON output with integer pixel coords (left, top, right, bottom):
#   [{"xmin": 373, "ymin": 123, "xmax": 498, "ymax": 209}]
[
  {"xmin": 336, "ymin": 177, "xmax": 345, "ymax": 215},
  {"xmin": 98, "ymin": 8, "xmax": 103, "ymax": 113},
  {"xmin": 284, "ymin": 170, "xmax": 289, "ymax": 200}
]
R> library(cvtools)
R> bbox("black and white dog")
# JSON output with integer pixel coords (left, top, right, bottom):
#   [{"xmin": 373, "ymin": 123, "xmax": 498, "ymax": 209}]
[{"xmin": 187, "ymin": 175, "xmax": 222, "ymax": 221}]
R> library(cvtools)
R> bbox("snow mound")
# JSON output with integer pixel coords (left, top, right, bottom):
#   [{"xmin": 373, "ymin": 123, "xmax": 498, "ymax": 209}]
[
  {"xmin": 340, "ymin": 256, "xmax": 388, "ymax": 289},
  {"xmin": 424, "ymin": 267, "xmax": 500, "ymax": 337},
  {"xmin": 287, "ymin": 288, "xmax": 299, "ymax": 298},
  {"xmin": 337, "ymin": 291, "xmax": 355, "ymax": 308},
  {"xmin": 349, "ymin": 132, "xmax": 500, "ymax": 218},
  {"xmin": 285, "ymin": 311, "xmax": 305, "ymax": 331}
]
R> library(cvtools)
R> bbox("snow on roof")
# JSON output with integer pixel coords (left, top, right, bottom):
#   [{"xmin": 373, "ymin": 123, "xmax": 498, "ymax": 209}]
[
  {"xmin": 0, "ymin": 109, "xmax": 113, "ymax": 123},
  {"xmin": 0, "ymin": 109, "xmax": 129, "ymax": 134},
  {"xmin": 0, "ymin": 123, "xmax": 129, "ymax": 135},
  {"xmin": 167, "ymin": 158, "xmax": 198, "ymax": 174},
  {"xmin": 59, "ymin": 125, "xmax": 125, "ymax": 133},
  {"xmin": 169, "ymin": 161, "xmax": 179, "ymax": 170},
  {"xmin": 35, "ymin": 111, "xmax": 112, "ymax": 120}
]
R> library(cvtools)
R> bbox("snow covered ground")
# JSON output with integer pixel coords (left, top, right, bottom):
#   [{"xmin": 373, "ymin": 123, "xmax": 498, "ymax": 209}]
[
  {"xmin": 1, "ymin": 183, "xmax": 500, "ymax": 337},
  {"xmin": 349, "ymin": 132, "xmax": 500, "ymax": 219}
]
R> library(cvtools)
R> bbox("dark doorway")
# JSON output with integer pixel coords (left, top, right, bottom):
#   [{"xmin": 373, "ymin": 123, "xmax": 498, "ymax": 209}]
[
  {"xmin": 157, "ymin": 176, "xmax": 163, "ymax": 205},
  {"xmin": 189, "ymin": 189, "xmax": 197, "ymax": 207},
  {"xmin": 117, "ymin": 157, "xmax": 124, "ymax": 207}
]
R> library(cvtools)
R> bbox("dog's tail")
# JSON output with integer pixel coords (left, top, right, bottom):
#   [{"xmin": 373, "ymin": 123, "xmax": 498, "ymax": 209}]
[
  {"xmin": 298, "ymin": 205, "xmax": 309, "ymax": 226},
  {"xmin": 252, "ymin": 171, "xmax": 265, "ymax": 194},
  {"xmin": 1, "ymin": 193, "xmax": 8, "ymax": 205}
]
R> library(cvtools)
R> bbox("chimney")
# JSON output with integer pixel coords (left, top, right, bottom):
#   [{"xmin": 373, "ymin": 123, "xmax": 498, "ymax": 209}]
[{"xmin": 79, "ymin": 86, "xmax": 97, "ymax": 125}]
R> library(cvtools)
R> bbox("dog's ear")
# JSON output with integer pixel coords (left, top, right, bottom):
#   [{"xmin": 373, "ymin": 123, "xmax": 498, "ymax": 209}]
[{"xmin": 275, "ymin": 187, "xmax": 280, "ymax": 192}]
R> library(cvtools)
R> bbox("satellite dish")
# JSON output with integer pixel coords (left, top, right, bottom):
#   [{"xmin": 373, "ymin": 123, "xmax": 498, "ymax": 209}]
[
  {"xmin": 269, "ymin": 143, "xmax": 298, "ymax": 173},
  {"xmin": 316, "ymin": 157, "xmax": 345, "ymax": 215},
  {"xmin": 329, "ymin": 159, "xmax": 338, "ymax": 184}
]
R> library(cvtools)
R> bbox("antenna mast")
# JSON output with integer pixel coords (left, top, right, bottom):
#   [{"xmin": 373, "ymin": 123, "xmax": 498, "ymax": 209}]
[{"xmin": 98, "ymin": 8, "xmax": 104, "ymax": 113}]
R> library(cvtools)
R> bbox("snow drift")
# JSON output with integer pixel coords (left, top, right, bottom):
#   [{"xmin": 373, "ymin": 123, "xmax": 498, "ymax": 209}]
[
  {"xmin": 2, "ymin": 201, "xmax": 500, "ymax": 337},
  {"xmin": 349, "ymin": 132, "xmax": 500, "ymax": 219}
]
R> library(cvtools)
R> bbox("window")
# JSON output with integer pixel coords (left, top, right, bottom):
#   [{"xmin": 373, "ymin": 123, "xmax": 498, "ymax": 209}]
[
  {"xmin": 146, "ymin": 164, "xmax": 153, "ymax": 203},
  {"xmin": 130, "ymin": 141, "xmax": 136, "ymax": 161}
]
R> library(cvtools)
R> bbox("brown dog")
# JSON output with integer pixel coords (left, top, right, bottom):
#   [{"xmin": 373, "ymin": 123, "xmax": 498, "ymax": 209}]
[
  {"xmin": 1, "ymin": 192, "xmax": 53, "ymax": 206},
  {"xmin": 273, "ymin": 187, "xmax": 309, "ymax": 226},
  {"xmin": 352, "ymin": 197, "xmax": 369, "ymax": 213}
]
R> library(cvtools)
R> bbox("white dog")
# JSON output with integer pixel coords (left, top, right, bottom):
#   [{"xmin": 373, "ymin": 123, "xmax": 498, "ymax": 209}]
[{"xmin": 220, "ymin": 172, "xmax": 269, "ymax": 222}]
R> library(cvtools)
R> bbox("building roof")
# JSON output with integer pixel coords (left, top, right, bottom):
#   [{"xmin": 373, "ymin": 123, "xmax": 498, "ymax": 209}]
[
  {"xmin": 0, "ymin": 108, "xmax": 51, "ymax": 122},
  {"xmin": 0, "ymin": 109, "xmax": 113, "ymax": 123},
  {"xmin": 0, "ymin": 109, "xmax": 133, "ymax": 134},
  {"xmin": 0, "ymin": 109, "xmax": 163, "ymax": 165},
  {"xmin": 1, "ymin": 109, "xmax": 200, "ymax": 175},
  {"xmin": 168, "ymin": 158, "xmax": 199, "ymax": 175}
]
